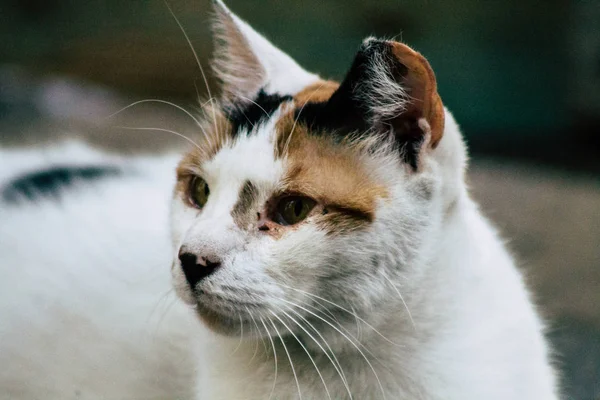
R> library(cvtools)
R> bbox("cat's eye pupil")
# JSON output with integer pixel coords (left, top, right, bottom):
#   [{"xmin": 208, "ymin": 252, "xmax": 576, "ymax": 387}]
[
  {"xmin": 275, "ymin": 196, "xmax": 316, "ymax": 226},
  {"xmin": 294, "ymin": 199, "xmax": 302, "ymax": 216},
  {"xmin": 189, "ymin": 176, "xmax": 210, "ymax": 209}
]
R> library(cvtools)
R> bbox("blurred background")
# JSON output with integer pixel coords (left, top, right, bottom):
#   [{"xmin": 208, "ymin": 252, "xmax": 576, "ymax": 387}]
[{"xmin": 0, "ymin": 0, "xmax": 598, "ymax": 398}]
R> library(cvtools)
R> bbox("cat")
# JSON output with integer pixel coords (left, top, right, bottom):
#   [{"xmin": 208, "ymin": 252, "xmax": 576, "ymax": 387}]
[{"xmin": 0, "ymin": 0, "xmax": 559, "ymax": 399}]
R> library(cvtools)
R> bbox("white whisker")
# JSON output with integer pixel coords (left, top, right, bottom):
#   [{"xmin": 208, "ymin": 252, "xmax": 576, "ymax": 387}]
[
  {"xmin": 267, "ymin": 315, "xmax": 302, "ymax": 400},
  {"xmin": 293, "ymin": 298, "xmax": 389, "ymax": 370},
  {"xmin": 114, "ymin": 126, "xmax": 202, "ymax": 151},
  {"xmin": 282, "ymin": 82, "xmax": 326, "ymax": 157},
  {"xmin": 270, "ymin": 309, "xmax": 332, "ymax": 400},
  {"xmin": 105, "ymin": 99, "xmax": 203, "ymax": 126},
  {"xmin": 247, "ymin": 307, "xmax": 269, "ymax": 354},
  {"xmin": 381, "ymin": 273, "xmax": 415, "ymax": 330},
  {"xmin": 245, "ymin": 306, "xmax": 266, "ymax": 362},
  {"xmin": 146, "ymin": 288, "xmax": 174, "ymax": 325},
  {"xmin": 279, "ymin": 305, "xmax": 352, "ymax": 399},
  {"xmin": 232, "ymin": 313, "xmax": 244, "ymax": 355},
  {"xmin": 280, "ymin": 283, "xmax": 403, "ymax": 347},
  {"xmin": 351, "ymin": 305, "xmax": 362, "ymax": 340},
  {"xmin": 163, "ymin": 0, "xmax": 220, "ymax": 140},
  {"xmin": 278, "ymin": 298, "xmax": 387, "ymax": 400},
  {"xmin": 259, "ymin": 316, "xmax": 278, "ymax": 400},
  {"xmin": 238, "ymin": 95, "xmax": 272, "ymax": 119}
]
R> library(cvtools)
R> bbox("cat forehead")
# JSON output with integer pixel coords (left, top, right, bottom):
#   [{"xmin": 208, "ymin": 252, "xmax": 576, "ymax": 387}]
[
  {"xmin": 204, "ymin": 107, "xmax": 285, "ymax": 185},
  {"xmin": 175, "ymin": 80, "xmax": 389, "ymax": 227},
  {"xmin": 199, "ymin": 79, "xmax": 342, "ymax": 182},
  {"xmin": 224, "ymin": 81, "xmax": 340, "ymax": 138}
]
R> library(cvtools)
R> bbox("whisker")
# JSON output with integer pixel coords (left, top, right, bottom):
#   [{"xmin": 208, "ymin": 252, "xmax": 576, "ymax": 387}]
[
  {"xmin": 281, "ymin": 303, "xmax": 353, "ymax": 399},
  {"xmin": 238, "ymin": 94, "xmax": 272, "ymax": 119},
  {"xmin": 193, "ymin": 78, "xmax": 202, "ymax": 102},
  {"xmin": 280, "ymin": 283, "xmax": 403, "ymax": 348},
  {"xmin": 282, "ymin": 82, "xmax": 327, "ymax": 157},
  {"xmin": 278, "ymin": 298, "xmax": 387, "ymax": 400},
  {"xmin": 146, "ymin": 288, "xmax": 174, "ymax": 325},
  {"xmin": 163, "ymin": 0, "xmax": 220, "ymax": 140},
  {"xmin": 105, "ymin": 99, "xmax": 203, "ymax": 126},
  {"xmin": 270, "ymin": 309, "xmax": 332, "ymax": 400},
  {"xmin": 246, "ymin": 306, "xmax": 269, "ymax": 355},
  {"xmin": 196, "ymin": 94, "xmax": 222, "ymax": 144},
  {"xmin": 267, "ymin": 315, "xmax": 302, "ymax": 400},
  {"xmin": 245, "ymin": 307, "xmax": 263, "ymax": 362},
  {"xmin": 200, "ymin": 96, "xmax": 218, "ymax": 109},
  {"xmin": 232, "ymin": 313, "xmax": 244, "ymax": 355},
  {"xmin": 351, "ymin": 305, "xmax": 362, "ymax": 340},
  {"xmin": 237, "ymin": 105, "xmax": 256, "ymax": 130},
  {"xmin": 113, "ymin": 126, "xmax": 203, "ymax": 151},
  {"xmin": 314, "ymin": 301, "xmax": 343, "ymax": 325},
  {"xmin": 259, "ymin": 316, "xmax": 278, "ymax": 400},
  {"xmin": 279, "ymin": 306, "xmax": 352, "ymax": 399},
  {"xmin": 298, "ymin": 299, "xmax": 389, "ymax": 370},
  {"xmin": 381, "ymin": 273, "xmax": 415, "ymax": 330},
  {"xmin": 155, "ymin": 295, "xmax": 179, "ymax": 334}
]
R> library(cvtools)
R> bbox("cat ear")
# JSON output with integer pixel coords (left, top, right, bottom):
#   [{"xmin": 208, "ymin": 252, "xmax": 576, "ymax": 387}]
[
  {"xmin": 211, "ymin": 0, "xmax": 319, "ymax": 104},
  {"xmin": 299, "ymin": 38, "xmax": 445, "ymax": 169}
]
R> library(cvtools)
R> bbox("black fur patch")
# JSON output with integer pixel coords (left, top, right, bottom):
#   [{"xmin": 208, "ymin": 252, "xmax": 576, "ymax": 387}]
[
  {"xmin": 226, "ymin": 89, "xmax": 292, "ymax": 136},
  {"xmin": 231, "ymin": 180, "xmax": 258, "ymax": 226},
  {"xmin": 294, "ymin": 40, "xmax": 422, "ymax": 169},
  {"xmin": 2, "ymin": 166, "xmax": 122, "ymax": 204},
  {"xmin": 294, "ymin": 42, "xmax": 388, "ymax": 137}
]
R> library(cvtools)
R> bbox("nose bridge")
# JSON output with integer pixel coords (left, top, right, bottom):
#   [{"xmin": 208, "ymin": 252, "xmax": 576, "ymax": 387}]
[
  {"xmin": 180, "ymin": 187, "xmax": 243, "ymax": 257},
  {"xmin": 185, "ymin": 217, "xmax": 237, "ymax": 253}
]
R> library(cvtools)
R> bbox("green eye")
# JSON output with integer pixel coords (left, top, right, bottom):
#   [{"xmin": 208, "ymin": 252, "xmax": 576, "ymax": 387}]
[
  {"xmin": 276, "ymin": 196, "xmax": 316, "ymax": 225},
  {"xmin": 189, "ymin": 176, "xmax": 210, "ymax": 208}
]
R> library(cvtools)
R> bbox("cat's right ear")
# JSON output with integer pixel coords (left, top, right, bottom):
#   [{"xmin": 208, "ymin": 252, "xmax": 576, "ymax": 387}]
[
  {"xmin": 296, "ymin": 38, "xmax": 445, "ymax": 170},
  {"xmin": 210, "ymin": 0, "xmax": 318, "ymax": 105}
]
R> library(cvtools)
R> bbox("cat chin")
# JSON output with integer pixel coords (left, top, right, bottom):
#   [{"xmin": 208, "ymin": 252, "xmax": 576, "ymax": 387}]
[
  {"xmin": 171, "ymin": 284, "xmax": 236, "ymax": 334},
  {"xmin": 194, "ymin": 303, "xmax": 267, "ymax": 338},
  {"xmin": 195, "ymin": 307, "xmax": 241, "ymax": 336},
  {"xmin": 193, "ymin": 298, "xmax": 283, "ymax": 339},
  {"xmin": 171, "ymin": 273, "xmax": 257, "ymax": 336}
]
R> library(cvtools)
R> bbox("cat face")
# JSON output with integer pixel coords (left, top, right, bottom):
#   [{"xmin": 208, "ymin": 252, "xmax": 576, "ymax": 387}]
[{"xmin": 170, "ymin": 1, "xmax": 458, "ymax": 340}]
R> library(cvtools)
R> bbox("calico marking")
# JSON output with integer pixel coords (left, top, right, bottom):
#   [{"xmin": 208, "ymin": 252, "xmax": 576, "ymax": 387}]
[
  {"xmin": 225, "ymin": 89, "xmax": 292, "ymax": 136},
  {"xmin": 2, "ymin": 166, "xmax": 122, "ymax": 204},
  {"xmin": 231, "ymin": 180, "xmax": 259, "ymax": 228}
]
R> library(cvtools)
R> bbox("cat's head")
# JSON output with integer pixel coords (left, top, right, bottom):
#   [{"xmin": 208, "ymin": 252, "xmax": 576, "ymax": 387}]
[{"xmin": 170, "ymin": 0, "xmax": 466, "ymax": 341}]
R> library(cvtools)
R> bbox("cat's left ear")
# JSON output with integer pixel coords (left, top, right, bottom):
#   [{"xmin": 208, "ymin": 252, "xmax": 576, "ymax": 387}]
[{"xmin": 211, "ymin": 0, "xmax": 319, "ymax": 104}]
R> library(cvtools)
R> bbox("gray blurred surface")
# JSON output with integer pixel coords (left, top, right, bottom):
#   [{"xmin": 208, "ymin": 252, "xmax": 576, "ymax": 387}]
[{"xmin": 2, "ymin": 0, "xmax": 599, "ymax": 158}]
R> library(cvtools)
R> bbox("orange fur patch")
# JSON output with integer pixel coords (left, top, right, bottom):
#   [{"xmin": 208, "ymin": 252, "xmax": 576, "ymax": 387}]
[
  {"xmin": 175, "ymin": 109, "xmax": 231, "ymax": 197},
  {"xmin": 294, "ymin": 80, "xmax": 339, "ymax": 107},
  {"xmin": 276, "ymin": 109, "xmax": 387, "ymax": 234},
  {"xmin": 389, "ymin": 42, "xmax": 444, "ymax": 148}
]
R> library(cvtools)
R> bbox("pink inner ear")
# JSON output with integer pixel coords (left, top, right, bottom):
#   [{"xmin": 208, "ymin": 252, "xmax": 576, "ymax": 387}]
[{"xmin": 389, "ymin": 42, "xmax": 445, "ymax": 148}]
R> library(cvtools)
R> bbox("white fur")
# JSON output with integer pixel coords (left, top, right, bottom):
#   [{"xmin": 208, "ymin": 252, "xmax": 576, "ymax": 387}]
[
  {"xmin": 359, "ymin": 37, "xmax": 410, "ymax": 122},
  {"xmin": 0, "ymin": 4, "xmax": 559, "ymax": 400},
  {"xmin": 212, "ymin": 0, "xmax": 319, "ymax": 99},
  {"xmin": 0, "ymin": 122, "xmax": 558, "ymax": 399},
  {"xmin": 0, "ymin": 144, "xmax": 198, "ymax": 399},
  {"xmin": 169, "ymin": 110, "xmax": 559, "ymax": 400},
  {"xmin": 171, "ymin": 7, "xmax": 558, "ymax": 398}
]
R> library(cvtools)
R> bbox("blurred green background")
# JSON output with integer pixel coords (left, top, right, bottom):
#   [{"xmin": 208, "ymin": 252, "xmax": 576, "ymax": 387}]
[
  {"xmin": 1, "ymin": 0, "xmax": 599, "ymax": 169},
  {"xmin": 1, "ymin": 1, "xmax": 599, "ymax": 399}
]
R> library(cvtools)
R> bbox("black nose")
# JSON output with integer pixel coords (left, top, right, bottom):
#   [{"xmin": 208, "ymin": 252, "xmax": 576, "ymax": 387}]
[{"xmin": 178, "ymin": 252, "xmax": 221, "ymax": 288}]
